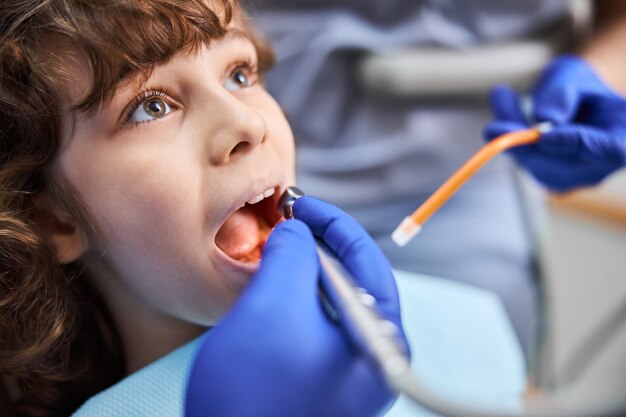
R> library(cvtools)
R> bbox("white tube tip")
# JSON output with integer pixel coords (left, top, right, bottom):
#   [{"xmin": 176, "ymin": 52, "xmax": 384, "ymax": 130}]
[
  {"xmin": 536, "ymin": 121, "xmax": 553, "ymax": 133},
  {"xmin": 391, "ymin": 217, "xmax": 422, "ymax": 247}
]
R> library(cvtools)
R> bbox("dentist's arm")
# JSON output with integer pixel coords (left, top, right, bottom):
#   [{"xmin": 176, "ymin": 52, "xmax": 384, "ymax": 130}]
[
  {"xmin": 185, "ymin": 197, "xmax": 407, "ymax": 417},
  {"xmin": 484, "ymin": 1, "xmax": 626, "ymax": 192}
]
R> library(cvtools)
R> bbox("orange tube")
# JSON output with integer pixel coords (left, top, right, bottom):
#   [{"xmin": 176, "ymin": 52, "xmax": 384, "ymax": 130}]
[{"xmin": 392, "ymin": 127, "xmax": 543, "ymax": 247}]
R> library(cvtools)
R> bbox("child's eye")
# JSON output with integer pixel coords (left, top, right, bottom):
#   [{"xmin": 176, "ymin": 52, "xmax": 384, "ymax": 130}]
[
  {"xmin": 127, "ymin": 94, "xmax": 173, "ymax": 124},
  {"xmin": 224, "ymin": 65, "xmax": 256, "ymax": 92}
]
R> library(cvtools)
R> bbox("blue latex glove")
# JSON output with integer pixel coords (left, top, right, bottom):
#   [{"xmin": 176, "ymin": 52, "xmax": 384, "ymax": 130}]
[
  {"xmin": 485, "ymin": 54, "xmax": 626, "ymax": 191},
  {"xmin": 185, "ymin": 196, "xmax": 407, "ymax": 417}
]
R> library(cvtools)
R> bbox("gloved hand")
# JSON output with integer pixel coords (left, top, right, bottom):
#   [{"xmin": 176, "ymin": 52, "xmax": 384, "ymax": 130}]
[
  {"xmin": 485, "ymin": 54, "xmax": 626, "ymax": 191},
  {"xmin": 185, "ymin": 196, "xmax": 407, "ymax": 417}
]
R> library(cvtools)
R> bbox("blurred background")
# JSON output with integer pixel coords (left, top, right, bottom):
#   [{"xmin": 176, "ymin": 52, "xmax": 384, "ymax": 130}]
[
  {"xmin": 537, "ymin": 168, "xmax": 626, "ymax": 403},
  {"xmin": 245, "ymin": 0, "xmax": 626, "ymax": 411}
]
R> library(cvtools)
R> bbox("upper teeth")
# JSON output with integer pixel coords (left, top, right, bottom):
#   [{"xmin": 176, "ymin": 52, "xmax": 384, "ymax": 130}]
[{"xmin": 246, "ymin": 187, "xmax": 275, "ymax": 205}]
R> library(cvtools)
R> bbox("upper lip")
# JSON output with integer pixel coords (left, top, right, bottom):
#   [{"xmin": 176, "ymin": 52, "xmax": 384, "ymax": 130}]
[
  {"xmin": 214, "ymin": 175, "xmax": 285, "ymax": 232},
  {"xmin": 233, "ymin": 180, "xmax": 282, "ymax": 212}
]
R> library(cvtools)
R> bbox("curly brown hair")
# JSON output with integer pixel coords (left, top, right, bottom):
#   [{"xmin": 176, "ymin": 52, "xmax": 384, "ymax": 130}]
[{"xmin": 0, "ymin": 1, "xmax": 274, "ymax": 415}]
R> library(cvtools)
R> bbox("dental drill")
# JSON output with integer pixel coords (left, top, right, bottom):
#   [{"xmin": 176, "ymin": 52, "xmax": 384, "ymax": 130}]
[
  {"xmin": 277, "ymin": 186, "xmax": 413, "ymax": 391},
  {"xmin": 277, "ymin": 184, "xmax": 625, "ymax": 417}
]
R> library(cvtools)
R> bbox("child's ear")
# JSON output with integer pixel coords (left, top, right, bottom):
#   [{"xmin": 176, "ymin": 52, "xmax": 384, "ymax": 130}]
[{"xmin": 33, "ymin": 194, "xmax": 89, "ymax": 264}]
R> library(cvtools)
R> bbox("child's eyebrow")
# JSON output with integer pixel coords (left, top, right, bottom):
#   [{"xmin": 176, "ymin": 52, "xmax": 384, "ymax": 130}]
[{"xmin": 118, "ymin": 28, "xmax": 252, "ymax": 86}]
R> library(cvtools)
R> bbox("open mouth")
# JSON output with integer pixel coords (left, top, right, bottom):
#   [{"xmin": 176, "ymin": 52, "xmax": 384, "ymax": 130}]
[{"xmin": 215, "ymin": 186, "xmax": 284, "ymax": 263}]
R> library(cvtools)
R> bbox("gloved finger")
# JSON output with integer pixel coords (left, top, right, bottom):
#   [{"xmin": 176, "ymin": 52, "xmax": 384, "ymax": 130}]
[
  {"xmin": 531, "ymin": 55, "xmax": 581, "ymax": 124},
  {"xmin": 535, "ymin": 126, "xmax": 580, "ymax": 157},
  {"xmin": 226, "ymin": 219, "xmax": 347, "ymax": 355},
  {"xmin": 292, "ymin": 197, "xmax": 402, "ymax": 324},
  {"xmin": 513, "ymin": 151, "xmax": 609, "ymax": 191},
  {"xmin": 292, "ymin": 197, "xmax": 393, "ymax": 295},
  {"xmin": 489, "ymin": 84, "xmax": 527, "ymax": 122},
  {"xmin": 239, "ymin": 219, "xmax": 320, "ymax": 308},
  {"xmin": 540, "ymin": 125, "xmax": 626, "ymax": 167},
  {"xmin": 575, "ymin": 93, "xmax": 626, "ymax": 130}
]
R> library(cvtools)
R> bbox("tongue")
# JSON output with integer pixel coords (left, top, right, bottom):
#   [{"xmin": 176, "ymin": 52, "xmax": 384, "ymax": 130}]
[{"xmin": 215, "ymin": 206, "xmax": 261, "ymax": 261}]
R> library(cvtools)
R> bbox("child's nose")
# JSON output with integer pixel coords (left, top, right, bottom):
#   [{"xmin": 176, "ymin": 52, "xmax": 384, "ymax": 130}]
[{"xmin": 206, "ymin": 96, "xmax": 266, "ymax": 165}]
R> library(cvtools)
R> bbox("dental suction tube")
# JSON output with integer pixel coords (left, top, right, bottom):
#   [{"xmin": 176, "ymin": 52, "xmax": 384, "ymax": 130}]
[{"xmin": 277, "ymin": 186, "xmax": 626, "ymax": 417}]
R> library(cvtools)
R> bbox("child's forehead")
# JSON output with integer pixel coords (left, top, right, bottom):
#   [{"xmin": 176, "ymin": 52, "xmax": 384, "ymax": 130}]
[
  {"xmin": 43, "ymin": 0, "xmax": 240, "ymax": 113},
  {"xmin": 61, "ymin": 25, "xmax": 252, "ymax": 111}
]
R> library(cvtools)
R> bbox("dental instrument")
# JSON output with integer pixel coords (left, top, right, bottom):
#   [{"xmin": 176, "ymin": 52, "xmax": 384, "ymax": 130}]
[
  {"xmin": 278, "ymin": 187, "xmax": 411, "ymax": 382},
  {"xmin": 391, "ymin": 124, "xmax": 552, "ymax": 247},
  {"xmin": 279, "ymin": 186, "xmax": 626, "ymax": 417}
]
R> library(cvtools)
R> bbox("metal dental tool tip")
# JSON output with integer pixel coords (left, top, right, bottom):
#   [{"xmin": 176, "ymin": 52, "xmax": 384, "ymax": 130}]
[{"xmin": 277, "ymin": 186, "xmax": 305, "ymax": 220}]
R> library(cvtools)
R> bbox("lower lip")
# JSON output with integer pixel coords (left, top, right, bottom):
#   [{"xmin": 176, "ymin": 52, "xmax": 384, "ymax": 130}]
[{"xmin": 214, "ymin": 244, "xmax": 261, "ymax": 276}]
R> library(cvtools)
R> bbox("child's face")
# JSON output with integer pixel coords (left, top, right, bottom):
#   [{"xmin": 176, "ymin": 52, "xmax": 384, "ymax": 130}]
[{"xmin": 55, "ymin": 29, "xmax": 296, "ymax": 327}]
